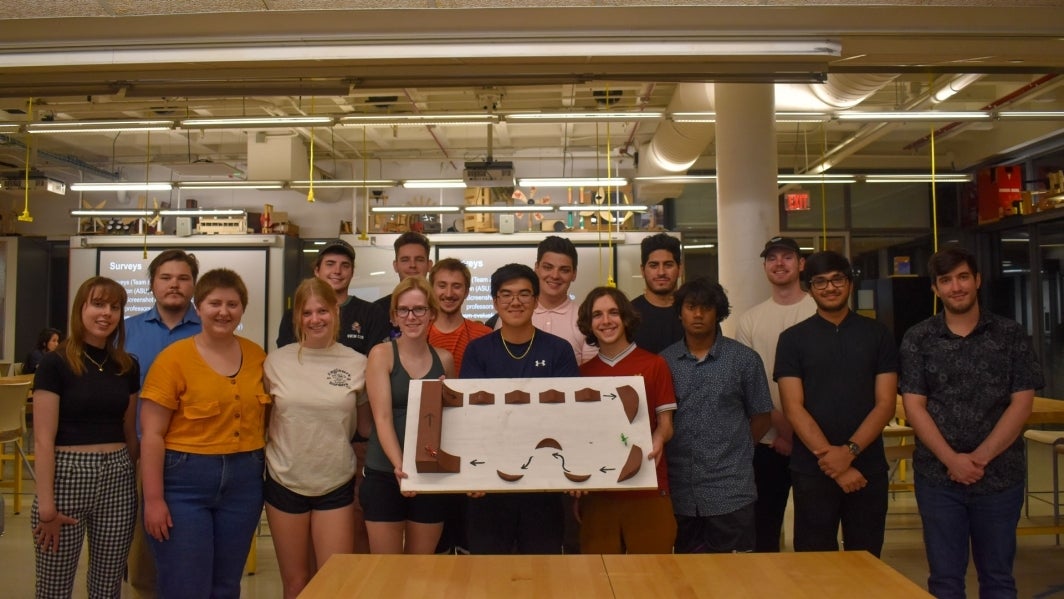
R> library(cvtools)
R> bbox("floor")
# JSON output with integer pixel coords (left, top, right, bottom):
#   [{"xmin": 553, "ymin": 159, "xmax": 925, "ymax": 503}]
[{"xmin": 2, "ymin": 451, "xmax": 1062, "ymax": 598}]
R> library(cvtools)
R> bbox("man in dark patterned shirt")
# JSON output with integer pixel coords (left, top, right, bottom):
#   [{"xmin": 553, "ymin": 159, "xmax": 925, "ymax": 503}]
[
  {"xmin": 662, "ymin": 277, "xmax": 772, "ymax": 553},
  {"xmin": 900, "ymin": 247, "xmax": 1043, "ymax": 599}
]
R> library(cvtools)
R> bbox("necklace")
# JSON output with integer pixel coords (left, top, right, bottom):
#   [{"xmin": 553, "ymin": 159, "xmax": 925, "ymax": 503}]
[
  {"xmin": 501, "ymin": 329, "xmax": 536, "ymax": 360},
  {"xmin": 83, "ymin": 351, "xmax": 108, "ymax": 372}
]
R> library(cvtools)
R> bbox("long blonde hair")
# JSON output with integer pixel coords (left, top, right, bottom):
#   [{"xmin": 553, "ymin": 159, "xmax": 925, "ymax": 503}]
[
  {"xmin": 62, "ymin": 276, "xmax": 135, "ymax": 376},
  {"xmin": 292, "ymin": 277, "xmax": 340, "ymax": 360}
]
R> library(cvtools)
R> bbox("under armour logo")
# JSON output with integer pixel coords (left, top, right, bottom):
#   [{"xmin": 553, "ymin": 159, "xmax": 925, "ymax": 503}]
[{"xmin": 535, "ymin": 360, "xmax": 546, "ymax": 367}]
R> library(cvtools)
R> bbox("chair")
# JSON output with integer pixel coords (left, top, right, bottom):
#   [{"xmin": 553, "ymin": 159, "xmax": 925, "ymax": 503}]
[
  {"xmin": 883, "ymin": 421, "xmax": 916, "ymax": 493},
  {"xmin": 1023, "ymin": 429, "xmax": 1064, "ymax": 544},
  {"xmin": 0, "ymin": 381, "xmax": 34, "ymax": 514},
  {"xmin": 10, "ymin": 363, "xmax": 23, "ymax": 377},
  {"xmin": 0, "ymin": 363, "xmax": 11, "ymax": 379}
]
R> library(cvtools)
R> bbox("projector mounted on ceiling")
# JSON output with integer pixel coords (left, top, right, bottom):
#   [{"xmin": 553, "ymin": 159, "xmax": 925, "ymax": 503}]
[{"xmin": 463, "ymin": 161, "xmax": 515, "ymax": 187}]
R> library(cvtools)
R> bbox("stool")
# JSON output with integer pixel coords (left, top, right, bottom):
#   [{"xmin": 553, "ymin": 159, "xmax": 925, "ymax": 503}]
[{"xmin": 1023, "ymin": 429, "xmax": 1064, "ymax": 544}]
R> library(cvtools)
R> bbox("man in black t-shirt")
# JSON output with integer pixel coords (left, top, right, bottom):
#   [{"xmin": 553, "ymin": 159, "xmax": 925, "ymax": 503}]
[
  {"xmin": 775, "ymin": 251, "xmax": 898, "ymax": 557},
  {"xmin": 631, "ymin": 233, "xmax": 684, "ymax": 354}
]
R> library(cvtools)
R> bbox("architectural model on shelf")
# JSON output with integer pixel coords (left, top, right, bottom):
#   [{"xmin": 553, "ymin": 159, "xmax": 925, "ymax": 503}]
[{"xmin": 400, "ymin": 376, "xmax": 657, "ymax": 493}]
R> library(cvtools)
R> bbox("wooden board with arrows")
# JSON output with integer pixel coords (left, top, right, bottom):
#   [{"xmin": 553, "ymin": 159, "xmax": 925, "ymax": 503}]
[{"xmin": 400, "ymin": 376, "xmax": 658, "ymax": 493}]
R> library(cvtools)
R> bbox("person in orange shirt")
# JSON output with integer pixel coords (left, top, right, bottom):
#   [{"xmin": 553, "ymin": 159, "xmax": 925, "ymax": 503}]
[
  {"xmin": 140, "ymin": 269, "xmax": 268, "ymax": 599},
  {"xmin": 426, "ymin": 257, "xmax": 491, "ymax": 553}
]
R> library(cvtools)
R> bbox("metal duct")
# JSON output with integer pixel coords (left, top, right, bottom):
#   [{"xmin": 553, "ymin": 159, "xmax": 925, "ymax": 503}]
[{"xmin": 636, "ymin": 75, "xmax": 899, "ymax": 200}]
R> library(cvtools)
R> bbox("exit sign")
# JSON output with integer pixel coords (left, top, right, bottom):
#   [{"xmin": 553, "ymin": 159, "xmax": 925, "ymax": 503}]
[{"xmin": 785, "ymin": 192, "xmax": 811, "ymax": 211}]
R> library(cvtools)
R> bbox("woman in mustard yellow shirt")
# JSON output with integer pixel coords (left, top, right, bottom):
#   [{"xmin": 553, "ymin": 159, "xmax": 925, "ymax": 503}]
[{"xmin": 140, "ymin": 269, "xmax": 268, "ymax": 599}]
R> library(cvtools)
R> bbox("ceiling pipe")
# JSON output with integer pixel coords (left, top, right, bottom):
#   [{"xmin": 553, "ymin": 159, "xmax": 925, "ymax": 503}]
[
  {"xmin": 801, "ymin": 73, "xmax": 981, "ymax": 174},
  {"xmin": 903, "ymin": 74, "xmax": 1060, "ymax": 152},
  {"xmin": 404, "ymin": 88, "xmax": 459, "ymax": 172},
  {"xmin": 635, "ymin": 75, "xmax": 899, "ymax": 199}
]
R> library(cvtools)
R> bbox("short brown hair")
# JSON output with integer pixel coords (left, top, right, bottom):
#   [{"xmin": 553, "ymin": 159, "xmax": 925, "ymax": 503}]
[
  {"xmin": 149, "ymin": 249, "xmax": 199, "ymax": 284},
  {"xmin": 194, "ymin": 268, "xmax": 248, "ymax": 309},
  {"xmin": 429, "ymin": 257, "xmax": 471, "ymax": 288}
]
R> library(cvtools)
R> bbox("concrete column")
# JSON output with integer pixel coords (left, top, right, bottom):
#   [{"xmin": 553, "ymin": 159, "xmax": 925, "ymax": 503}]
[{"xmin": 714, "ymin": 84, "xmax": 778, "ymax": 337}]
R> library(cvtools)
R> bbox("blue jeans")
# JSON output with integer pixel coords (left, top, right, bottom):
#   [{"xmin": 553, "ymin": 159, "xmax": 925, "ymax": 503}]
[
  {"xmin": 914, "ymin": 475, "xmax": 1023, "ymax": 599},
  {"xmin": 148, "ymin": 450, "xmax": 264, "ymax": 599}
]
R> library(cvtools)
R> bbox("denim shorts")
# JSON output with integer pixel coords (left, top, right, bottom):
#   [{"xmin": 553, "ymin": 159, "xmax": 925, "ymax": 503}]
[
  {"xmin": 358, "ymin": 467, "xmax": 446, "ymax": 524},
  {"xmin": 263, "ymin": 471, "xmax": 354, "ymax": 514}
]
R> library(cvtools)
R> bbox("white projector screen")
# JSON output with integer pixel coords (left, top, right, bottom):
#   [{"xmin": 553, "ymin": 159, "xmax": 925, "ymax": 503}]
[{"xmin": 97, "ymin": 248, "xmax": 270, "ymax": 349}]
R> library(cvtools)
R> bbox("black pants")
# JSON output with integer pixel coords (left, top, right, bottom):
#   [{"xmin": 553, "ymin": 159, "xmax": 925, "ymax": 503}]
[
  {"xmin": 466, "ymin": 493, "xmax": 563, "ymax": 554},
  {"xmin": 791, "ymin": 470, "xmax": 888, "ymax": 557},
  {"xmin": 674, "ymin": 502, "xmax": 756, "ymax": 554},
  {"xmin": 753, "ymin": 443, "xmax": 791, "ymax": 552}
]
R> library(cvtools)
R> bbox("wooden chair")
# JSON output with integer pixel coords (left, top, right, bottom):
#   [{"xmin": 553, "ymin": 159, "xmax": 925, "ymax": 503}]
[
  {"xmin": 10, "ymin": 362, "xmax": 23, "ymax": 377},
  {"xmin": 883, "ymin": 421, "xmax": 915, "ymax": 493},
  {"xmin": 0, "ymin": 381, "xmax": 34, "ymax": 514}
]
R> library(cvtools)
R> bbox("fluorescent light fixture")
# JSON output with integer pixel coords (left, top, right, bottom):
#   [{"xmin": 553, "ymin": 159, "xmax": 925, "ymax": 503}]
[
  {"xmin": 670, "ymin": 112, "xmax": 717, "ymax": 123},
  {"xmin": 862, "ymin": 174, "xmax": 972, "ymax": 183},
  {"xmin": 370, "ymin": 206, "xmax": 461, "ymax": 213},
  {"xmin": 0, "ymin": 123, "xmax": 21, "ymax": 133},
  {"xmin": 27, "ymin": 119, "xmax": 174, "ymax": 133},
  {"xmin": 290, "ymin": 179, "xmax": 398, "ymax": 188},
  {"xmin": 0, "ymin": 39, "xmax": 840, "ymax": 69},
  {"xmin": 557, "ymin": 205, "xmax": 649, "ymax": 212},
  {"xmin": 464, "ymin": 205, "xmax": 553, "ymax": 213},
  {"xmin": 684, "ymin": 244, "xmax": 716, "ymax": 250},
  {"xmin": 158, "ymin": 209, "xmax": 246, "ymax": 216},
  {"xmin": 997, "ymin": 111, "xmax": 1064, "ymax": 120},
  {"xmin": 776, "ymin": 112, "xmax": 833, "ymax": 123},
  {"xmin": 339, "ymin": 114, "xmax": 497, "ymax": 126},
  {"xmin": 779, "ymin": 174, "xmax": 857, "ymax": 184},
  {"xmin": 70, "ymin": 209, "xmax": 154, "ymax": 217},
  {"xmin": 837, "ymin": 111, "xmax": 990, "ymax": 122},
  {"xmin": 506, "ymin": 112, "xmax": 663, "ymax": 123},
  {"xmin": 70, "ymin": 182, "xmax": 173, "ymax": 192},
  {"xmin": 401, "ymin": 179, "xmax": 467, "ymax": 189},
  {"xmin": 635, "ymin": 175, "xmax": 717, "ymax": 183},
  {"xmin": 517, "ymin": 177, "xmax": 628, "ymax": 187},
  {"xmin": 177, "ymin": 181, "xmax": 285, "ymax": 190},
  {"xmin": 180, "ymin": 116, "xmax": 334, "ymax": 128},
  {"xmin": 670, "ymin": 112, "xmax": 830, "ymax": 123}
]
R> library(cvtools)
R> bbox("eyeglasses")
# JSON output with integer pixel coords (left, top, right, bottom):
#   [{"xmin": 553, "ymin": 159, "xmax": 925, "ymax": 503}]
[
  {"xmin": 809, "ymin": 275, "xmax": 849, "ymax": 290},
  {"xmin": 496, "ymin": 290, "xmax": 535, "ymax": 303},
  {"xmin": 395, "ymin": 306, "xmax": 430, "ymax": 318}
]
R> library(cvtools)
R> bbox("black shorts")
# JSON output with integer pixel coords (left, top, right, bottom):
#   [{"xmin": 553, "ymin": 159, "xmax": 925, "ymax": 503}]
[
  {"xmin": 359, "ymin": 467, "xmax": 446, "ymax": 524},
  {"xmin": 263, "ymin": 471, "xmax": 355, "ymax": 515}
]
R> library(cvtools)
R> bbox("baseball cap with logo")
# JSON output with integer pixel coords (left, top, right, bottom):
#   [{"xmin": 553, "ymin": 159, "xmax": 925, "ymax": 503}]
[{"xmin": 759, "ymin": 236, "xmax": 801, "ymax": 258}]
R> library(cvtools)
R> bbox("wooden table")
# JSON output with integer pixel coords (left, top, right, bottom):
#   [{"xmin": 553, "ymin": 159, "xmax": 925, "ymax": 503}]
[
  {"xmin": 298, "ymin": 552, "xmax": 931, "ymax": 598},
  {"xmin": 896, "ymin": 395, "xmax": 1064, "ymax": 425}
]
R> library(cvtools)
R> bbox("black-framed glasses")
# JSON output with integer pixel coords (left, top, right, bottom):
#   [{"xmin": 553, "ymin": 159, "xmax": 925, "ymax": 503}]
[
  {"xmin": 809, "ymin": 275, "xmax": 848, "ymax": 290},
  {"xmin": 395, "ymin": 306, "xmax": 430, "ymax": 318},
  {"xmin": 496, "ymin": 290, "xmax": 535, "ymax": 303}
]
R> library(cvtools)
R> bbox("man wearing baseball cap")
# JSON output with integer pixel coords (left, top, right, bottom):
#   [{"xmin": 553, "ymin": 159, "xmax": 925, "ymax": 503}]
[
  {"xmin": 735, "ymin": 236, "xmax": 816, "ymax": 552},
  {"xmin": 277, "ymin": 239, "xmax": 390, "ymax": 356}
]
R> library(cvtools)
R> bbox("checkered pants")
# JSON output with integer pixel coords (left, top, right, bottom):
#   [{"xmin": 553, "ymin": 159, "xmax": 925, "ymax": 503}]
[{"xmin": 32, "ymin": 448, "xmax": 136, "ymax": 599}]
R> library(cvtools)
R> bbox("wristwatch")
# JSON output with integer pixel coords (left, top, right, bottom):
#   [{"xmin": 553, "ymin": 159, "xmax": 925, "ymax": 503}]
[{"xmin": 846, "ymin": 441, "xmax": 862, "ymax": 456}]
